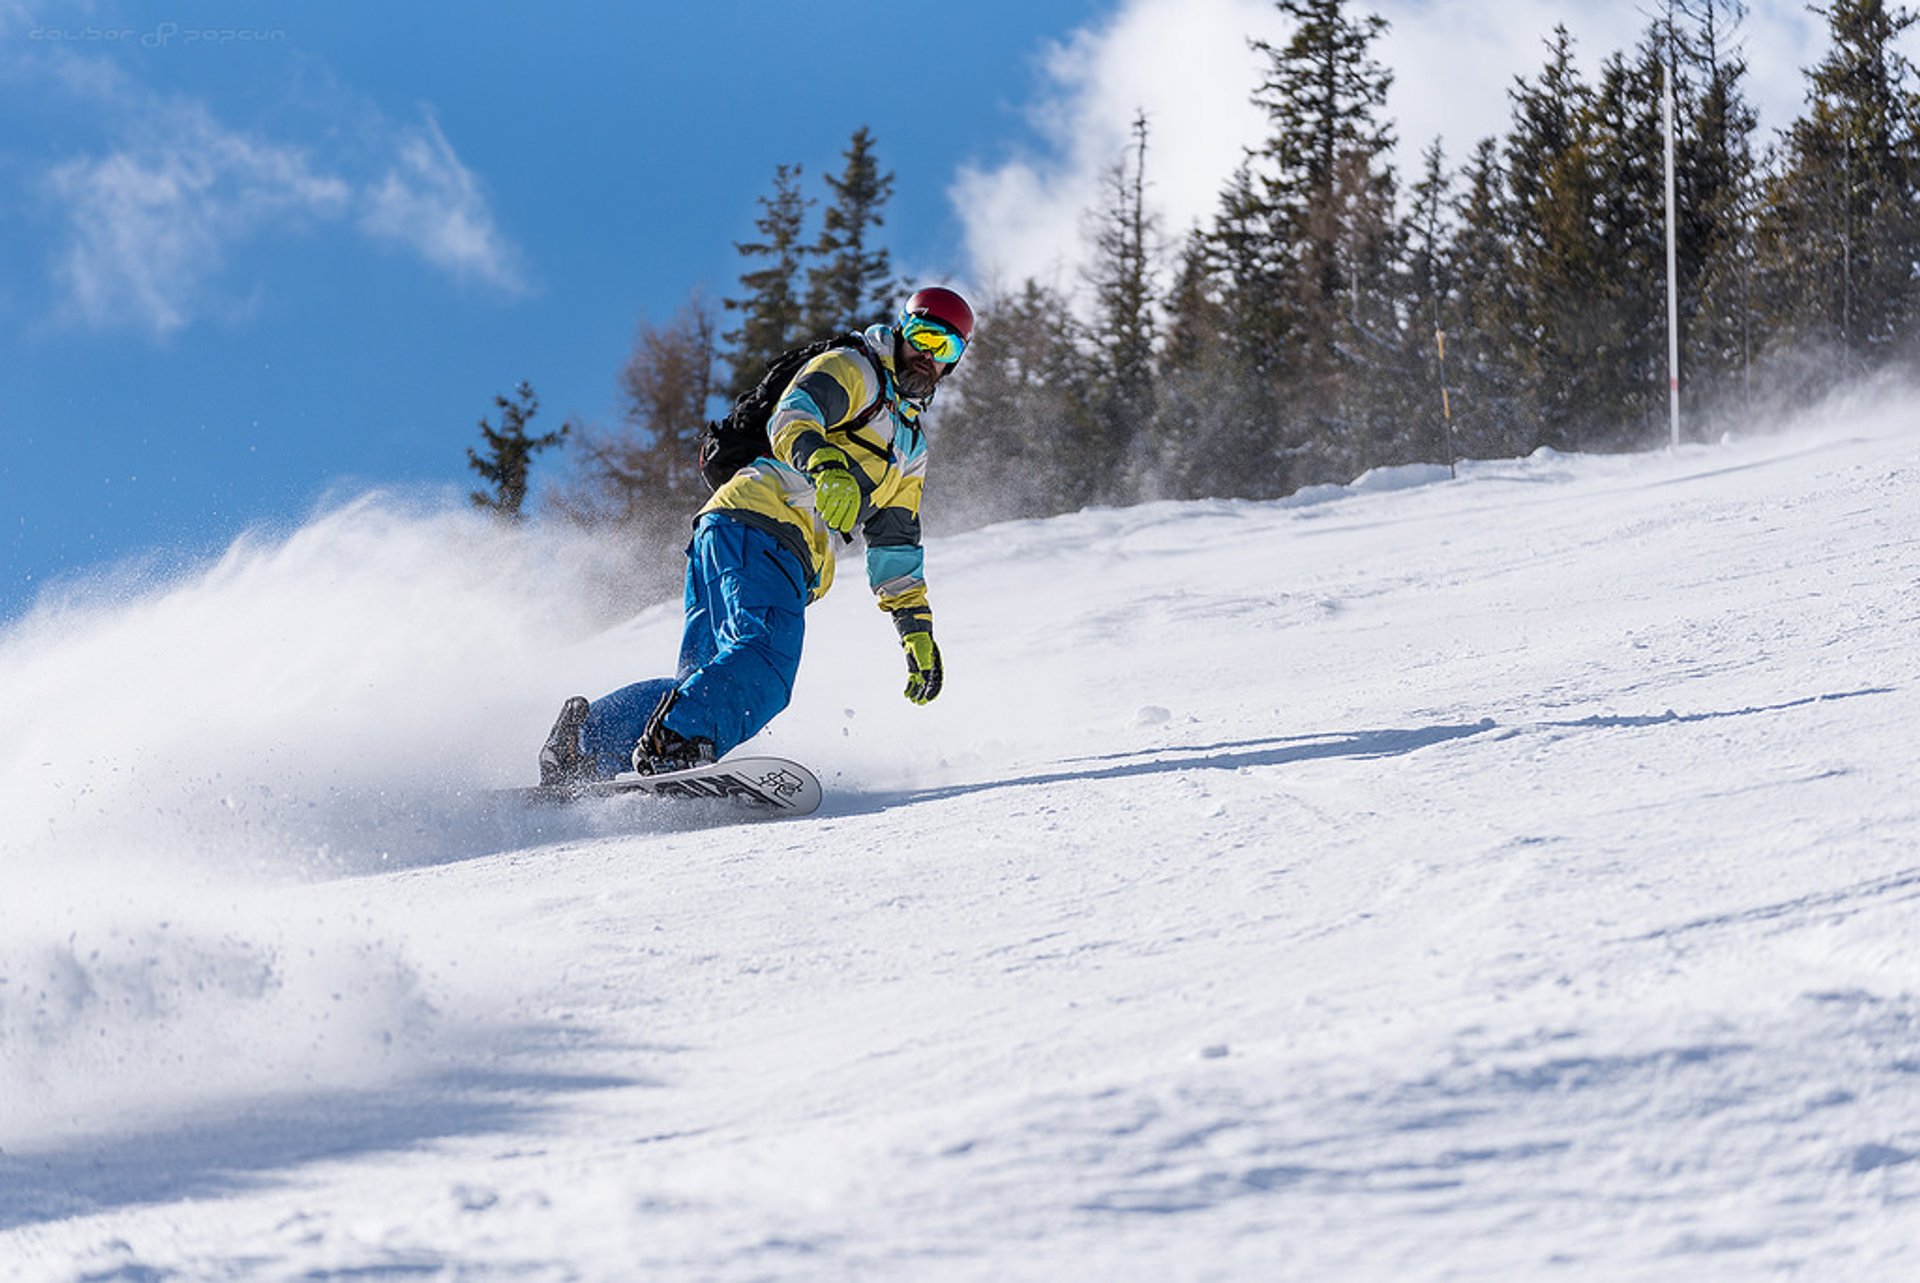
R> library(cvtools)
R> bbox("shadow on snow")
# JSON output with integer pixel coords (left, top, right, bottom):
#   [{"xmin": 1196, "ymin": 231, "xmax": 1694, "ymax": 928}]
[
  {"xmin": 0, "ymin": 1053, "xmax": 655, "ymax": 1232},
  {"xmin": 836, "ymin": 685, "xmax": 1896, "ymax": 816},
  {"xmin": 854, "ymin": 721, "xmax": 1501, "ymax": 814}
]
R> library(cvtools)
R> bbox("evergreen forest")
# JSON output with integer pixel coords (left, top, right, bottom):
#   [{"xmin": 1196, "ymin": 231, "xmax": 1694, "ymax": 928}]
[{"xmin": 470, "ymin": 0, "xmax": 1920, "ymax": 590}]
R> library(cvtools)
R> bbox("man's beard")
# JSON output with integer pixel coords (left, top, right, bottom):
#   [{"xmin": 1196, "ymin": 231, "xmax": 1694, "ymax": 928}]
[
  {"xmin": 896, "ymin": 362, "xmax": 940, "ymax": 400},
  {"xmin": 894, "ymin": 337, "xmax": 942, "ymax": 400}
]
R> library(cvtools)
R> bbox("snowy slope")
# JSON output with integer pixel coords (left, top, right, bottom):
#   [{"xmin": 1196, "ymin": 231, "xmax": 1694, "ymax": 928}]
[{"xmin": 3, "ymin": 388, "xmax": 1919, "ymax": 1281}]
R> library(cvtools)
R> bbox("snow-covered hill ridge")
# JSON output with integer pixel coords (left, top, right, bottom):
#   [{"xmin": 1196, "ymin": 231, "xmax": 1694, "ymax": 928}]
[{"xmin": 3, "ymin": 391, "xmax": 1918, "ymax": 1280}]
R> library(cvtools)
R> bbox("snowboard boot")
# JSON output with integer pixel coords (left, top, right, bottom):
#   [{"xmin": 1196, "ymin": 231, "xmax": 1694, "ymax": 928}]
[
  {"xmin": 633, "ymin": 686, "xmax": 717, "ymax": 776},
  {"xmin": 538, "ymin": 695, "xmax": 596, "ymax": 787}
]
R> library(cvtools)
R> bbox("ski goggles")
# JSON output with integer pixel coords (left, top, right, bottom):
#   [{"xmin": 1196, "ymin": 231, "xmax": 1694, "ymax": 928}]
[{"xmin": 898, "ymin": 313, "xmax": 967, "ymax": 364}]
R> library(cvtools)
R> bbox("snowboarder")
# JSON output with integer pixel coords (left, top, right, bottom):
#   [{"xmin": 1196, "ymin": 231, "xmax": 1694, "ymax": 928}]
[{"xmin": 539, "ymin": 285, "xmax": 975, "ymax": 785}]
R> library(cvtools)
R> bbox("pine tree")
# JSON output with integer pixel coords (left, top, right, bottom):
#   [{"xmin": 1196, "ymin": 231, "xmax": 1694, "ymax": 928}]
[
  {"xmin": 1152, "ymin": 232, "xmax": 1219, "ymax": 499},
  {"xmin": 1754, "ymin": 0, "xmax": 1920, "ymax": 375},
  {"xmin": 1205, "ymin": 163, "xmax": 1289, "ymax": 381},
  {"xmin": 1446, "ymin": 136, "xmax": 1528, "ymax": 457},
  {"xmin": 467, "ymin": 381, "xmax": 567, "ymax": 520},
  {"xmin": 1160, "ymin": 229, "xmax": 1229, "ymax": 383},
  {"xmin": 933, "ymin": 280, "xmax": 1100, "ymax": 524},
  {"xmin": 1675, "ymin": 0, "xmax": 1763, "ymax": 422},
  {"xmin": 1401, "ymin": 140, "xmax": 1458, "ymax": 468},
  {"xmin": 1081, "ymin": 111, "xmax": 1160, "ymax": 504},
  {"xmin": 723, "ymin": 163, "xmax": 812, "ymax": 399},
  {"xmin": 1152, "ymin": 229, "xmax": 1270, "ymax": 500},
  {"xmin": 1500, "ymin": 27, "xmax": 1609, "ymax": 449},
  {"xmin": 1581, "ymin": 33, "xmax": 1672, "ymax": 444},
  {"xmin": 1243, "ymin": 0, "xmax": 1400, "ymax": 482},
  {"xmin": 1329, "ymin": 135, "xmax": 1416, "ymax": 474},
  {"xmin": 804, "ymin": 127, "xmax": 897, "ymax": 335},
  {"xmin": 1253, "ymin": 0, "xmax": 1395, "ymax": 240}
]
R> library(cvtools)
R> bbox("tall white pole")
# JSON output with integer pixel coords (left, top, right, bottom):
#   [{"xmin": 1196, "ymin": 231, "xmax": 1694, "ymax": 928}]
[{"xmin": 1664, "ymin": 61, "xmax": 1682, "ymax": 450}]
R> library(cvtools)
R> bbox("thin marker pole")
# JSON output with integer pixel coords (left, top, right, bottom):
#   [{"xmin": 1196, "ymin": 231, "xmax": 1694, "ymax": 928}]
[{"xmin": 1664, "ymin": 61, "xmax": 1682, "ymax": 450}]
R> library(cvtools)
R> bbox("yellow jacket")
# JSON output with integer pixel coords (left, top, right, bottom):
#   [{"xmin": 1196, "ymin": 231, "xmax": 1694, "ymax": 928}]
[{"xmin": 700, "ymin": 324, "xmax": 932, "ymax": 614}]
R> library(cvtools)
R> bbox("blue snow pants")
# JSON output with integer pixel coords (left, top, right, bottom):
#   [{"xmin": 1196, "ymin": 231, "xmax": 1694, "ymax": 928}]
[{"xmin": 581, "ymin": 512, "xmax": 808, "ymax": 774}]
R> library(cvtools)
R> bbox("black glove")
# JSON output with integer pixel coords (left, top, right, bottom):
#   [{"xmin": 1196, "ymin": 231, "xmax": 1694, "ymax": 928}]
[{"xmin": 892, "ymin": 608, "xmax": 942, "ymax": 704}]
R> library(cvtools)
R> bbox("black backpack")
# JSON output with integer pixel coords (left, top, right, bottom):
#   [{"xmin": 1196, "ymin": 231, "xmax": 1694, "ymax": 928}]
[{"xmin": 696, "ymin": 333, "xmax": 886, "ymax": 492}]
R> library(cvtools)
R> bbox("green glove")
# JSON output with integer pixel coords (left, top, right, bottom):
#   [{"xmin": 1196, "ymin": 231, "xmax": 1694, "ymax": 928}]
[
  {"xmin": 893, "ymin": 609, "xmax": 943, "ymax": 704},
  {"xmin": 808, "ymin": 446, "xmax": 861, "ymax": 535}
]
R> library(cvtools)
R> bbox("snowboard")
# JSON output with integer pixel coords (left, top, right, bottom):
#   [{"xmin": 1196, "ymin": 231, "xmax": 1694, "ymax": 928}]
[{"xmin": 503, "ymin": 755, "xmax": 821, "ymax": 817}]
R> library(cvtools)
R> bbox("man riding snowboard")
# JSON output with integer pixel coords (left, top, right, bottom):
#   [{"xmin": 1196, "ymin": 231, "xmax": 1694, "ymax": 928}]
[{"xmin": 539, "ymin": 285, "xmax": 975, "ymax": 784}]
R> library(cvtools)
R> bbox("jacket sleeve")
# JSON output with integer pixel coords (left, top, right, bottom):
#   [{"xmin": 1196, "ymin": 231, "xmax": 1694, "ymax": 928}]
[{"xmin": 863, "ymin": 421, "xmax": 929, "ymax": 615}]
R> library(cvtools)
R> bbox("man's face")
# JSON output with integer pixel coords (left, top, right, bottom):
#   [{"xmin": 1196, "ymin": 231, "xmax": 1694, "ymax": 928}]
[{"xmin": 895, "ymin": 335, "xmax": 947, "ymax": 400}]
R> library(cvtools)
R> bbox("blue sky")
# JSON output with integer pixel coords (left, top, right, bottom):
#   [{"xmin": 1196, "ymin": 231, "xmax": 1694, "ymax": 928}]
[
  {"xmin": 0, "ymin": 0, "xmax": 1112, "ymax": 619},
  {"xmin": 0, "ymin": 0, "xmax": 1839, "ymax": 622}
]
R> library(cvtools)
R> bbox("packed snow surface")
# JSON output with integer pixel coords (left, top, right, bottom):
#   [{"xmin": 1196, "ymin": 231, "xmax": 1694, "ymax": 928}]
[{"xmin": 4, "ymin": 390, "xmax": 1919, "ymax": 1280}]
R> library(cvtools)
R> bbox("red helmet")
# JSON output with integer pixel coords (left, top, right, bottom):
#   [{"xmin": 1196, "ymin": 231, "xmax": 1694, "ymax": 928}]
[{"xmin": 901, "ymin": 286, "xmax": 974, "ymax": 342}]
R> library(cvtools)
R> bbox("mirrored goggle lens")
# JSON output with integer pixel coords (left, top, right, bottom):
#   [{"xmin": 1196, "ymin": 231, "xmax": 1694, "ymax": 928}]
[{"xmin": 901, "ymin": 316, "xmax": 966, "ymax": 364}]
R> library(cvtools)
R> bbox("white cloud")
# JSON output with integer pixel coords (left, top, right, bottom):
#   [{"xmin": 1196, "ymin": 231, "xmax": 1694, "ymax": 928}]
[
  {"xmin": 953, "ymin": 0, "xmax": 1284, "ymax": 297},
  {"xmin": 38, "ymin": 71, "xmax": 525, "ymax": 337},
  {"xmin": 955, "ymin": 0, "xmax": 1846, "ymax": 307},
  {"xmin": 48, "ymin": 101, "xmax": 351, "ymax": 337},
  {"xmin": 359, "ymin": 114, "xmax": 524, "ymax": 294}
]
